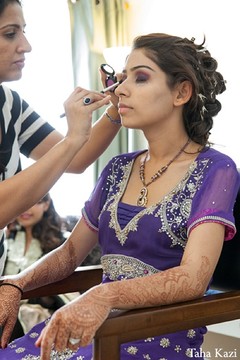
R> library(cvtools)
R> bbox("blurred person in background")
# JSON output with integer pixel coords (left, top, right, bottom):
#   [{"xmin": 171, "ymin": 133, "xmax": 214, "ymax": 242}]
[{"xmin": 4, "ymin": 193, "xmax": 73, "ymax": 339}]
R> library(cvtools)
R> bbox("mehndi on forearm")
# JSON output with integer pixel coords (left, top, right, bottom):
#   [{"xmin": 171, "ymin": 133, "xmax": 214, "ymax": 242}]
[
  {"xmin": 92, "ymin": 256, "xmax": 210, "ymax": 310},
  {"xmin": 2, "ymin": 240, "xmax": 78, "ymax": 293}
]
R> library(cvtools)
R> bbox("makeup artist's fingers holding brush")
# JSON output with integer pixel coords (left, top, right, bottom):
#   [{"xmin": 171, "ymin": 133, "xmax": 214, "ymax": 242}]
[
  {"xmin": 63, "ymin": 87, "xmax": 111, "ymax": 140},
  {"xmin": 99, "ymin": 67, "xmax": 122, "ymax": 108}
]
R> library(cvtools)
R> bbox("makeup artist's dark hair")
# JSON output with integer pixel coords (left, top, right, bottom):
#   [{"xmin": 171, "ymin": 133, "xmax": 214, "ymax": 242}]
[
  {"xmin": 0, "ymin": 0, "xmax": 21, "ymax": 16},
  {"xmin": 132, "ymin": 33, "xmax": 226, "ymax": 147}
]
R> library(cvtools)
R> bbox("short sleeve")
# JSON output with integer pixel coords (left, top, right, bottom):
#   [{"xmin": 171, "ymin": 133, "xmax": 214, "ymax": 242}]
[
  {"xmin": 188, "ymin": 160, "xmax": 240, "ymax": 240},
  {"xmin": 19, "ymin": 99, "xmax": 55, "ymax": 157},
  {"xmin": 82, "ymin": 160, "xmax": 113, "ymax": 232},
  {"xmin": 82, "ymin": 152, "xmax": 140, "ymax": 233}
]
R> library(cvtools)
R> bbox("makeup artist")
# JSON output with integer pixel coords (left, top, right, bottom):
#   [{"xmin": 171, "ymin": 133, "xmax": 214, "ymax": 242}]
[
  {"xmin": 0, "ymin": 32, "xmax": 239, "ymax": 359},
  {"xmin": 0, "ymin": 0, "xmax": 121, "ymax": 274}
]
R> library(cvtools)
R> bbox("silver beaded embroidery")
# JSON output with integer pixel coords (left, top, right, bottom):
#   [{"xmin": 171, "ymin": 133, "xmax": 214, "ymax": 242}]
[
  {"xmin": 21, "ymin": 348, "xmax": 75, "ymax": 360},
  {"xmin": 101, "ymin": 158, "xmax": 156, "ymax": 246},
  {"xmin": 125, "ymin": 345, "xmax": 138, "ymax": 355},
  {"xmin": 187, "ymin": 329, "xmax": 196, "ymax": 338},
  {"xmin": 156, "ymin": 160, "xmax": 209, "ymax": 248},
  {"xmin": 187, "ymin": 215, "xmax": 235, "ymax": 237},
  {"xmin": 102, "ymin": 157, "xmax": 210, "ymax": 248},
  {"xmin": 101, "ymin": 254, "xmax": 160, "ymax": 280},
  {"xmin": 160, "ymin": 338, "xmax": 171, "ymax": 348}
]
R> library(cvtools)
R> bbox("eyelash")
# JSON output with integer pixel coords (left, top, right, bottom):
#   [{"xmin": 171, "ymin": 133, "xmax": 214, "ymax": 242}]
[
  {"xmin": 5, "ymin": 32, "xmax": 17, "ymax": 39},
  {"xmin": 4, "ymin": 29, "xmax": 26, "ymax": 40},
  {"xmin": 135, "ymin": 74, "xmax": 148, "ymax": 83},
  {"xmin": 121, "ymin": 73, "xmax": 149, "ymax": 83}
]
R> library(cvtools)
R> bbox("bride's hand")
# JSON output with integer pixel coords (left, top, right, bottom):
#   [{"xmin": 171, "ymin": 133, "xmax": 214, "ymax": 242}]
[{"xmin": 35, "ymin": 286, "xmax": 111, "ymax": 359}]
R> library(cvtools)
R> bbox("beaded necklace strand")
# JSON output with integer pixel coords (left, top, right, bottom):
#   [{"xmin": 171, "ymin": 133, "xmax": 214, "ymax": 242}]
[{"xmin": 137, "ymin": 138, "xmax": 191, "ymax": 207}]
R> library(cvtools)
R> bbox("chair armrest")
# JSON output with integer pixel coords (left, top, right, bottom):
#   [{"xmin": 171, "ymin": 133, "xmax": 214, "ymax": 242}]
[{"xmin": 93, "ymin": 290, "xmax": 240, "ymax": 359}]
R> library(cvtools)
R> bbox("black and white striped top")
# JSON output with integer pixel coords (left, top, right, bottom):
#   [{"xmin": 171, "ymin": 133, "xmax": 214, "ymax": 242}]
[{"xmin": 0, "ymin": 84, "xmax": 54, "ymax": 271}]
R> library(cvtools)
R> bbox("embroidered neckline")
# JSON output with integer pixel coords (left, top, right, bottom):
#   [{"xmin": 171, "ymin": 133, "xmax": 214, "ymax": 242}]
[{"xmin": 106, "ymin": 158, "xmax": 198, "ymax": 246}]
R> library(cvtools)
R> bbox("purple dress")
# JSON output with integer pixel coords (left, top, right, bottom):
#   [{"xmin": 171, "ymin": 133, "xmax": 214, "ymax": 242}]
[{"xmin": 1, "ymin": 148, "xmax": 239, "ymax": 360}]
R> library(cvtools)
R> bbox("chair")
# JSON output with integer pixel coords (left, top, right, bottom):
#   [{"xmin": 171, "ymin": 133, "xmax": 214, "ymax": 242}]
[
  {"xmin": 212, "ymin": 186, "xmax": 240, "ymax": 290},
  {"xmin": 14, "ymin": 188, "xmax": 240, "ymax": 359}
]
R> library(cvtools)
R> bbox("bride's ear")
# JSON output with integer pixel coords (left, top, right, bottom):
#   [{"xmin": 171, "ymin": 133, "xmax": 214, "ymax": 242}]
[{"xmin": 174, "ymin": 81, "xmax": 192, "ymax": 106}]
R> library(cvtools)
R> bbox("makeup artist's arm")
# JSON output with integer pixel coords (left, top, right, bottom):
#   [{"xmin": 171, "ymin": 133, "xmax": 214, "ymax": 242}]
[
  {"xmin": 0, "ymin": 89, "xmax": 111, "ymax": 228},
  {"xmin": 30, "ymin": 70, "xmax": 122, "ymax": 174},
  {"xmin": 30, "ymin": 104, "xmax": 121, "ymax": 173}
]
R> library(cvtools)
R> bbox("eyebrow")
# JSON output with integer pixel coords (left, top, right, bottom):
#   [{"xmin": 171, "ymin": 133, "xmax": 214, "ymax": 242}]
[
  {"xmin": 0, "ymin": 24, "xmax": 25, "ymax": 30},
  {"xmin": 123, "ymin": 65, "xmax": 156, "ymax": 73}
]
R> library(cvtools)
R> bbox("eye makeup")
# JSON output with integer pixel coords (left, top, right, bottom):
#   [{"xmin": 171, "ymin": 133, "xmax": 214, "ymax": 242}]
[{"xmin": 135, "ymin": 71, "xmax": 150, "ymax": 82}]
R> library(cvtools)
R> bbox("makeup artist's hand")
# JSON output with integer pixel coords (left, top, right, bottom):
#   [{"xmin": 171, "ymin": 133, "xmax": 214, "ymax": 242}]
[
  {"xmin": 64, "ymin": 87, "xmax": 111, "ymax": 141},
  {"xmin": 99, "ymin": 68, "xmax": 121, "ymax": 108}
]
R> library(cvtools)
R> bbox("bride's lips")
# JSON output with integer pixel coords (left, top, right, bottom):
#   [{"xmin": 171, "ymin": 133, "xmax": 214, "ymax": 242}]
[{"xmin": 118, "ymin": 103, "xmax": 132, "ymax": 115}]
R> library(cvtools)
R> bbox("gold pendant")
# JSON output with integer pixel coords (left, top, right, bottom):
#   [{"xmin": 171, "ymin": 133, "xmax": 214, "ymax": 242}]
[{"xmin": 137, "ymin": 187, "xmax": 148, "ymax": 207}]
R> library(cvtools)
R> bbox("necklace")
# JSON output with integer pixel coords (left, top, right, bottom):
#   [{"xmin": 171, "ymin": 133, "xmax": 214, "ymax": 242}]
[{"xmin": 137, "ymin": 138, "xmax": 191, "ymax": 207}]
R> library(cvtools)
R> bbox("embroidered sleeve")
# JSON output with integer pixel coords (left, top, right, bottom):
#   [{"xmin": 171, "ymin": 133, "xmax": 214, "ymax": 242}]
[{"xmin": 188, "ymin": 160, "xmax": 240, "ymax": 240}]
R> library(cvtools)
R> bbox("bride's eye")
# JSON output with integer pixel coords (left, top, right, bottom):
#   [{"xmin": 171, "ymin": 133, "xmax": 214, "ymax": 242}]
[{"xmin": 135, "ymin": 73, "xmax": 149, "ymax": 83}]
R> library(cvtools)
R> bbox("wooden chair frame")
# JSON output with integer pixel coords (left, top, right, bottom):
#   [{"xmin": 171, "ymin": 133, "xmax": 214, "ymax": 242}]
[{"xmin": 22, "ymin": 265, "xmax": 240, "ymax": 360}]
